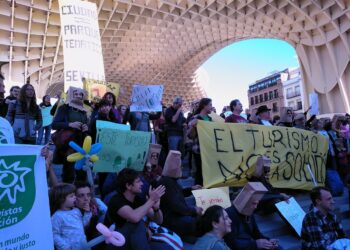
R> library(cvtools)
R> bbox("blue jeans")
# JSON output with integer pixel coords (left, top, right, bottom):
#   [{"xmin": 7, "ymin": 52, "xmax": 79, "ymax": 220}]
[
  {"xmin": 168, "ymin": 135, "xmax": 183, "ymax": 151},
  {"xmin": 36, "ymin": 125, "xmax": 51, "ymax": 145}
]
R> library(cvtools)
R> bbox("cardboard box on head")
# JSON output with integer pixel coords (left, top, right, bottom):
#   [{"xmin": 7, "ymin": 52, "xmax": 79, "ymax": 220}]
[
  {"xmin": 162, "ymin": 150, "xmax": 182, "ymax": 178},
  {"xmin": 147, "ymin": 144, "xmax": 162, "ymax": 166},
  {"xmin": 253, "ymin": 156, "xmax": 271, "ymax": 178},
  {"xmin": 233, "ymin": 182, "xmax": 268, "ymax": 216}
]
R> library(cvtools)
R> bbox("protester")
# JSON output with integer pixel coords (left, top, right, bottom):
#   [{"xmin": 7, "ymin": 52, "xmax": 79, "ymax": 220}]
[
  {"xmin": 118, "ymin": 105, "xmax": 128, "ymax": 124},
  {"xmin": 127, "ymin": 109, "xmax": 161, "ymax": 132},
  {"xmin": 101, "ymin": 92, "xmax": 123, "ymax": 123},
  {"xmin": 5, "ymin": 85, "xmax": 20, "ymax": 102},
  {"xmin": 225, "ymin": 99, "xmax": 248, "ymax": 123},
  {"xmin": 153, "ymin": 106, "xmax": 168, "ymax": 165},
  {"xmin": 248, "ymin": 156, "xmax": 290, "ymax": 214},
  {"xmin": 187, "ymin": 97, "xmax": 213, "ymax": 185},
  {"xmin": 193, "ymin": 205, "xmax": 232, "ymax": 250},
  {"xmin": 224, "ymin": 185, "xmax": 282, "ymax": 250},
  {"xmin": 41, "ymin": 146, "xmax": 58, "ymax": 187},
  {"xmin": 165, "ymin": 96, "xmax": 186, "ymax": 151},
  {"xmin": 6, "ymin": 83, "xmax": 42, "ymax": 144},
  {"xmin": 37, "ymin": 95, "xmax": 52, "ymax": 145},
  {"xmin": 157, "ymin": 150, "xmax": 203, "ymax": 237},
  {"xmin": 74, "ymin": 182, "xmax": 107, "ymax": 248},
  {"xmin": 293, "ymin": 113, "xmax": 306, "ymax": 130},
  {"xmin": 50, "ymin": 183, "xmax": 92, "ymax": 250},
  {"xmin": 255, "ymin": 105, "xmax": 272, "ymax": 126},
  {"xmin": 104, "ymin": 168, "xmax": 171, "ymax": 250},
  {"xmin": 276, "ymin": 107, "xmax": 293, "ymax": 127},
  {"xmin": 301, "ymin": 187, "xmax": 348, "ymax": 249},
  {"xmin": 0, "ymin": 73, "xmax": 7, "ymax": 117},
  {"xmin": 51, "ymin": 87, "xmax": 89, "ymax": 183}
]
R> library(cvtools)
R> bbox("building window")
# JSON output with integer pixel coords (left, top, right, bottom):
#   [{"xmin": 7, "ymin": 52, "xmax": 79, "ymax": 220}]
[
  {"xmin": 274, "ymin": 89, "xmax": 278, "ymax": 98},
  {"xmin": 286, "ymin": 88, "xmax": 293, "ymax": 98},
  {"xmin": 272, "ymin": 102, "xmax": 278, "ymax": 112},
  {"xmin": 259, "ymin": 94, "xmax": 263, "ymax": 103},
  {"xmin": 288, "ymin": 101, "xmax": 294, "ymax": 108},
  {"xmin": 269, "ymin": 91, "xmax": 273, "ymax": 100},
  {"xmin": 297, "ymin": 100, "xmax": 302, "ymax": 110},
  {"xmin": 250, "ymin": 97, "xmax": 254, "ymax": 106},
  {"xmin": 264, "ymin": 93, "xmax": 268, "ymax": 101},
  {"xmin": 255, "ymin": 96, "xmax": 259, "ymax": 104},
  {"xmin": 295, "ymin": 86, "xmax": 301, "ymax": 96}
]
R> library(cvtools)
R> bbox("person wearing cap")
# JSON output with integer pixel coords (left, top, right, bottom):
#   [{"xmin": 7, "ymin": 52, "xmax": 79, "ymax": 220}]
[
  {"xmin": 255, "ymin": 105, "xmax": 272, "ymax": 126},
  {"xmin": 165, "ymin": 96, "xmax": 186, "ymax": 152},
  {"xmin": 225, "ymin": 99, "xmax": 248, "ymax": 124},
  {"xmin": 157, "ymin": 150, "xmax": 203, "ymax": 238},
  {"xmin": 224, "ymin": 183, "xmax": 282, "ymax": 250}
]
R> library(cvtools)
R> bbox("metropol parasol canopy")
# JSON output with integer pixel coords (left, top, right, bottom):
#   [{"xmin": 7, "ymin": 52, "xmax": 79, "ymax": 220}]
[{"xmin": 0, "ymin": 0, "xmax": 349, "ymax": 113}]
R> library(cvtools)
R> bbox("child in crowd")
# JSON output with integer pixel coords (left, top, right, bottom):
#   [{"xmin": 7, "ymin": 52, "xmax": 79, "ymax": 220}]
[{"xmin": 50, "ymin": 183, "xmax": 92, "ymax": 250}]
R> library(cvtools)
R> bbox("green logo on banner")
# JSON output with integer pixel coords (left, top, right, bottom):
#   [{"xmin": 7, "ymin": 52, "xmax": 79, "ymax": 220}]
[
  {"xmin": 0, "ymin": 131, "xmax": 8, "ymax": 144},
  {"xmin": 0, "ymin": 155, "xmax": 36, "ymax": 229}
]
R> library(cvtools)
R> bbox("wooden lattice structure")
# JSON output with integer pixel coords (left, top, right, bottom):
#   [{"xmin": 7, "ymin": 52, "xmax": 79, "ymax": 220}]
[{"xmin": 0, "ymin": 0, "xmax": 350, "ymax": 112}]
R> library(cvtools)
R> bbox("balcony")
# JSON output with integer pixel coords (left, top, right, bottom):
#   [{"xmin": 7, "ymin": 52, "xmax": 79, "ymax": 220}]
[{"xmin": 286, "ymin": 91, "xmax": 301, "ymax": 99}]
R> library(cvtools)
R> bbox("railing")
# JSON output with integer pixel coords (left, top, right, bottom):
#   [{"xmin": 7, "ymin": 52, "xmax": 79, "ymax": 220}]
[{"xmin": 286, "ymin": 91, "xmax": 301, "ymax": 99}]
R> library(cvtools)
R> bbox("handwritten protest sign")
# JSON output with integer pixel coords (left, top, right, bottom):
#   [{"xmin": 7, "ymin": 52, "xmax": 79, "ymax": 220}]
[
  {"xmin": 275, "ymin": 197, "xmax": 305, "ymax": 236},
  {"xmin": 41, "ymin": 106, "xmax": 53, "ymax": 127},
  {"xmin": 83, "ymin": 79, "xmax": 121, "ymax": 101},
  {"xmin": 59, "ymin": 0, "xmax": 105, "ymax": 91},
  {"xmin": 197, "ymin": 121, "xmax": 328, "ymax": 190},
  {"xmin": 192, "ymin": 187, "xmax": 231, "ymax": 212},
  {"xmin": 130, "ymin": 85, "xmax": 163, "ymax": 112},
  {"xmin": 96, "ymin": 120, "xmax": 130, "ymax": 131},
  {"xmin": 0, "ymin": 145, "xmax": 54, "ymax": 249},
  {"xmin": 94, "ymin": 128, "xmax": 151, "ymax": 172}
]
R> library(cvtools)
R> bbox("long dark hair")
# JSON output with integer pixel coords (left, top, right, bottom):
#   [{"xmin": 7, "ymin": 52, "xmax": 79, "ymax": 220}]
[
  {"xmin": 198, "ymin": 205, "xmax": 225, "ymax": 235},
  {"xmin": 18, "ymin": 83, "xmax": 39, "ymax": 113},
  {"xmin": 194, "ymin": 98, "xmax": 212, "ymax": 115},
  {"xmin": 40, "ymin": 95, "xmax": 51, "ymax": 107},
  {"xmin": 102, "ymin": 92, "xmax": 117, "ymax": 106},
  {"xmin": 49, "ymin": 183, "xmax": 76, "ymax": 215}
]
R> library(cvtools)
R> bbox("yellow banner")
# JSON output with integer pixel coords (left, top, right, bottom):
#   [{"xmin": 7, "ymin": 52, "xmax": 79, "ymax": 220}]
[
  {"xmin": 83, "ymin": 79, "xmax": 120, "ymax": 101},
  {"xmin": 197, "ymin": 121, "xmax": 328, "ymax": 190}
]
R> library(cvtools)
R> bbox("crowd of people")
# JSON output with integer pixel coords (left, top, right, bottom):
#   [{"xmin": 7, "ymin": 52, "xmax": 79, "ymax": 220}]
[{"xmin": 0, "ymin": 72, "xmax": 350, "ymax": 250}]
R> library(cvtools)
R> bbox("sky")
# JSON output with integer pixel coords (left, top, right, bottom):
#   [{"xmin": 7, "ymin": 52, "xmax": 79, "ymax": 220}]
[{"xmin": 195, "ymin": 38, "xmax": 300, "ymax": 113}]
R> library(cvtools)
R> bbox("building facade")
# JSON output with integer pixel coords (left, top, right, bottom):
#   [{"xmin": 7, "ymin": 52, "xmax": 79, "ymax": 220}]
[
  {"xmin": 282, "ymin": 68, "xmax": 304, "ymax": 113},
  {"xmin": 248, "ymin": 70, "xmax": 288, "ymax": 117}
]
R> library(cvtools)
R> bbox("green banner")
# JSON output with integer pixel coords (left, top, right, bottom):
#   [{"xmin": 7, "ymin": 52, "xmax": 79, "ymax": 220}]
[{"xmin": 94, "ymin": 128, "xmax": 151, "ymax": 172}]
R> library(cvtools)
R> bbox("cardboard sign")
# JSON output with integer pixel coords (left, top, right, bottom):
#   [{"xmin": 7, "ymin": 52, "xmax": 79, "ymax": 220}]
[
  {"xmin": 233, "ymin": 182, "xmax": 268, "ymax": 216},
  {"xmin": 83, "ymin": 79, "xmax": 121, "ymax": 101},
  {"xmin": 0, "ymin": 145, "xmax": 54, "ymax": 249},
  {"xmin": 59, "ymin": 0, "xmax": 105, "ymax": 91},
  {"xmin": 41, "ymin": 106, "xmax": 53, "ymax": 127},
  {"xmin": 94, "ymin": 128, "xmax": 151, "ymax": 172},
  {"xmin": 130, "ymin": 85, "xmax": 163, "ymax": 112},
  {"xmin": 197, "ymin": 121, "xmax": 328, "ymax": 190},
  {"xmin": 192, "ymin": 187, "xmax": 231, "ymax": 212},
  {"xmin": 96, "ymin": 120, "xmax": 130, "ymax": 131},
  {"xmin": 275, "ymin": 197, "xmax": 305, "ymax": 236}
]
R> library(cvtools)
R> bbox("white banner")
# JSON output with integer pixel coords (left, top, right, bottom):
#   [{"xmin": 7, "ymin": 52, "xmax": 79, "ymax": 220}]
[
  {"xmin": 130, "ymin": 85, "xmax": 163, "ymax": 112},
  {"xmin": 309, "ymin": 92, "xmax": 319, "ymax": 116},
  {"xmin": 0, "ymin": 145, "xmax": 54, "ymax": 249},
  {"xmin": 59, "ymin": 0, "xmax": 105, "ymax": 91}
]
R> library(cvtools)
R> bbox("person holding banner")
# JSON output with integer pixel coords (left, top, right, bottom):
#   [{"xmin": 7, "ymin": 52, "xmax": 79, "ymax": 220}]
[
  {"xmin": 52, "ymin": 87, "xmax": 89, "ymax": 183},
  {"xmin": 193, "ymin": 205, "xmax": 232, "ymax": 250},
  {"xmin": 37, "ymin": 95, "xmax": 52, "ymax": 145},
  {"xmin": 225, "ymin": 99, "xmax": 248, "ymax": 124},
  {"xmin": 6, "ymin": 83, "xmax": 42, "ymax": 144},
  {"xmin": 255, "ymin": 105, "xmax": 272, "ymax": 126},
  {"xmin": 187, "ymin": 98, "xmax": 213, "ymax": 185}
]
